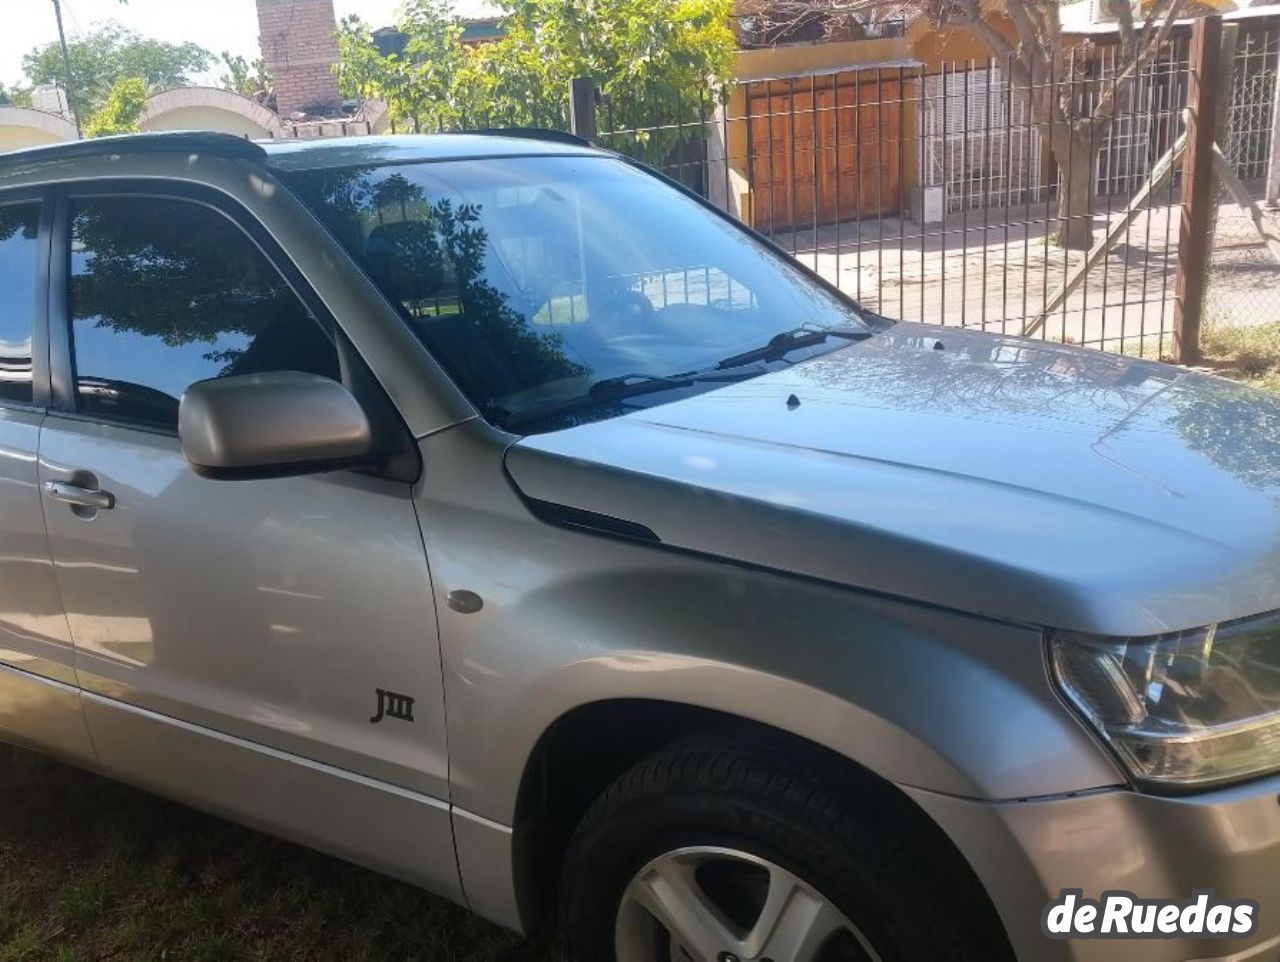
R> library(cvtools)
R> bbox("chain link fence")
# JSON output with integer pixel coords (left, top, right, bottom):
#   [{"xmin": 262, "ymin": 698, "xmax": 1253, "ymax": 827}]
[{"xmin": 1206, "ymin": 21, "xmax": 1280, "ymax": 336}]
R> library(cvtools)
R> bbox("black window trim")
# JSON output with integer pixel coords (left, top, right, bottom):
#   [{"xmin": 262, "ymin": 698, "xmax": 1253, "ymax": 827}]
[{"xmin": 0, "ymin": 187, "xmax": 54, "ymax": 413}]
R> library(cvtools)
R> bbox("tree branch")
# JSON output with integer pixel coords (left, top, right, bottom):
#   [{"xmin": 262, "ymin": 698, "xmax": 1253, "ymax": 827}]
[
  {"xmin": 1000, "ymin": 0, "xmax": 1053, "ymax": 76},
  {"xmin": 1090, "ymin": 0, "xmax": 1189, "ymax": 126},
  {"xmin": 1136, "ymin": 0, "xmax": 1189, "ymax": 63},
  {"xmin": 955, "ymin": 0, "xmax": 1019, "ymax": 62},
  {"xmin": 1107, "ymin": 0, "xmax": 1138, "ymax": 58}
]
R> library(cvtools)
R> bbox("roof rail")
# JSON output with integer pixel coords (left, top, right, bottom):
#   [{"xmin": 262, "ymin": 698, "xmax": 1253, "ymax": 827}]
[
  {"xmin": 455, "ymin": 127, "xmax": 593, "ymax": 147},
  {"xmin": 0, "ymin": 131, "xmax": 268, "ymax": 168}
]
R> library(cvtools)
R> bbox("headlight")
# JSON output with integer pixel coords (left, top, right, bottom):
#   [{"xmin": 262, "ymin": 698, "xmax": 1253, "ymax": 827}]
[{"xmin": 1050, "ymin": 612, "xmax": 1280, "ymax": 791}]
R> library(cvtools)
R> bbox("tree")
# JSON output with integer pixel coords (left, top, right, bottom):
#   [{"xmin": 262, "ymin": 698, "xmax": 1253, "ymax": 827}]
[
  {"xmin": 459, "ymin": 0, "xmax": 736, "ymax": 156},
  {"xmin": 337, "ymin": 0, "xmax": 735, "ymax": 160},
  {"xmin": 21, "ymin": 22, "xmax": 212, "ymax": 118},
  {"xmin": 266, "ymin": 165, "xmax": 590, "ymax": 414},
  {"xmin": 218, "ymin": 51, "xmax": 272, "ymax": 99},
  {"xmin": 83, "ymin": 76, "xmax": 147, "ymax": 137},
  {"xmin": 0, "ymin": 85, "xmax": 32, "ymax": 108},
  {"xmin": 757, "ymin": 0, "xmax": 1199, "ymax": 248},
  {"xmin": 337, "ymin": 2, "xmax": 467, "ymax": 132}
]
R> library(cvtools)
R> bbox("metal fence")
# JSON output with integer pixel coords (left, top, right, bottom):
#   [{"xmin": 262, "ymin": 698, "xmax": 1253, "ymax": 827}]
[
  {"xmin": 581, "ymin": 16, "xmax": 1280, "ymax": 359},
  {"xmin": 921, "ymin": 63, "xmax": 1044, "ymax": 216},
  {"xmin": 1225, "ymin": 23, "xmax": 1280, "ymax": 177},
  {"xmin": 1206, "ymin": 21, "xmax": 1280, "ymax": 334}
]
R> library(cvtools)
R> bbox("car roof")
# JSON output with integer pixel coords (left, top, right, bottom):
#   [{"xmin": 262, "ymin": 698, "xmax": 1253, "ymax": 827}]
[
  {"xmin": 263, "ymin": 132, "xmax": 604, "ymax": 171},
  {"xmin": 0, "ymin": 129, "xmax": 608, "ymax": 175}
]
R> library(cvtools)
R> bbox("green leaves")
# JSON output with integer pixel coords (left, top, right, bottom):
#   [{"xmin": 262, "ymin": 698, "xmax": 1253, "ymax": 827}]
[
  {"xmin": 336, "ymin": 0, "xmax": 735, "ymax": 157},
  {"xmin": 21, "ymin": 22, "xmax": 212, "ymax": 119},
  {"xmin": 218, "ymin": 52, "xmax": 271, "ymax": 99},
  {"xmin": 82, "ymin": 77, "xmax": 147, "ymax": 137},
  {"xmin": 0, "ymin": 85, "xmax": 32, "ymax": 109},
  {"xmin": 337, "ymin": 2, "xmax": 467, "ymax": 133}
]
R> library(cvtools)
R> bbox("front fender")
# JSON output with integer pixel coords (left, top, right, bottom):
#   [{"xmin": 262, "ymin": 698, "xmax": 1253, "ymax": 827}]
[{"xmin": 417, "ymin": 422, "xmax": 1123, "ymax": 828}]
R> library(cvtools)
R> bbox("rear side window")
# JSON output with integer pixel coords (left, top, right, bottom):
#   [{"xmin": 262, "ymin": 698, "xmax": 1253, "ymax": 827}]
[
  {"xmin": 67, "ymin": 195, "xmax": 340, "ymax": 430},
  {"xmin": 0, "ymin": 202, "xmax": 40, "ymax": 405}
]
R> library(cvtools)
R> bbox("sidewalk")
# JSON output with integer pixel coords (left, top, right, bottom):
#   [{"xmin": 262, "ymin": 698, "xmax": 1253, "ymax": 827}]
[{"xmin": 767, "ymin": 183, "xmax": 1280, "ymax": 355}]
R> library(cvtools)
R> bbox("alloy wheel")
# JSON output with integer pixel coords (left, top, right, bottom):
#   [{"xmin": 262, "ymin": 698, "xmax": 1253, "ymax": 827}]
[{"xmin": 614, "ymin": 845, "xmax": 882, "ymax": 962}]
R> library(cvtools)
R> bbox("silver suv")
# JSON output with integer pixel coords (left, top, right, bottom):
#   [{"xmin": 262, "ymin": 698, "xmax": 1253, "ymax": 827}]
[{"xmin": 0, "ymin": 131, "xmax": 1277, "ymax": 962}]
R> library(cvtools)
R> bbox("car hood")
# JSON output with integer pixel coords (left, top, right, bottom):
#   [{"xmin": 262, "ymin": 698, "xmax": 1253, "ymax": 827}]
[{"xmin": 505, "ymin": 323, "xmax": 1280, "ymax": 636}]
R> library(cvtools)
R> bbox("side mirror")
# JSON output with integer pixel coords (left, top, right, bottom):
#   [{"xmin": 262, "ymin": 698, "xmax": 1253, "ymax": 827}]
[{"xmin": 179, "ymin": 372, "xmax": 374, "ymax": 480}]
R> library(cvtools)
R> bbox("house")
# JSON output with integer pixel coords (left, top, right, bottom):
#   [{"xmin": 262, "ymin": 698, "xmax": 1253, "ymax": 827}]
[
  {"xmin": 372, "ymin": 0, "xmax": 507, "ymax": 54},
  {"xmin": 0, "ymin": 105, "xmax": 77, "ymax": 152},
  {"xmin": 711, "ymin": 2, "xmax": 1032, "ymax": 226},
  {"xmin": 710, "ymin": 7, "xmax": 916, "ymax": 226},
  {"xmin": 0, "ymin": 0, "xmax": 391, "ymax": 149},
  {"xmin": 455, "ymin": 1, "xmax": 507, "ymax": 46},
  {"xmin": 713, "ymin": 0, "xmax": 1280, "ymax": 230},
  {"xmin": 1059, "ymin": 0, "xmax": 1280, "ymax": 191}
]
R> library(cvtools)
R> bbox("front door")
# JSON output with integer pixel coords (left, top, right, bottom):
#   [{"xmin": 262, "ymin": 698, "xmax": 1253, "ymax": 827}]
[{"xmin": 38, "ymin": 187, "xmax": 450, "ymax": 813}]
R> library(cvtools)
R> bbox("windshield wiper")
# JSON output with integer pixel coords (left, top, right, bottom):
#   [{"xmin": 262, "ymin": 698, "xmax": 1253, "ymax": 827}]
[
  {"xmin": 502, "ymin": 373, "xmax": 694, "ymax": 429},
  {"xmin": 503, "ymin": 325, "xmax": 871, "ymax": 430},
  {"xmin": 586, "ymin": 373, "xmax": 694, "ymax": 401},
  {"xmin": 713, "ymin": 325, "xmax": 871, "ymax": 371},
  {"xmin": 503, "ymin": 370, "xmax": 767, "ymax": 430}
]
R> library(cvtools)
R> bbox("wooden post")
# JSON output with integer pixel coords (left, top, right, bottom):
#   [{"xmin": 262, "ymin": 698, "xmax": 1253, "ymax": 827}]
[
  {"xmin": 569, "ymin": 78, "xmax": 598, "ymax": 144},
  {"xmin": 1174, "ymin": 15, "xmax": 1225, "ymax": 364}
]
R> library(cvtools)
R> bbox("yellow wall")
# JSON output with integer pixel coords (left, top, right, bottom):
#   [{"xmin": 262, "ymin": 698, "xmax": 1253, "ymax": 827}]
[
  {"xmin": 140, "ymin": 106, "xmax": 273, "ymax": 140},
  {"xmin": 734, "ymin": 36, "xmax": 908, "ymax": 82},
  {"xmin": 907, "ymin": 16, "xmax": 1019, "ymax": 72},
  {"xmin": 0, "ymin": 106, "xmax": 76, "ymax": 152},
  {"xmin": 907, "ymin": 13, "xmax": 1102, "ymax": 70},
  {"xmin": 0, "ymin": 126, "xmax": 69, "ymax": 153}
]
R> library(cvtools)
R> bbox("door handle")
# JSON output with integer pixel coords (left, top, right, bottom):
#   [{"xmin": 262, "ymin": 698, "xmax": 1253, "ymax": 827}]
[{"xmin": 42, "ymin": 480, "xmax": 115, "ymax": 511}]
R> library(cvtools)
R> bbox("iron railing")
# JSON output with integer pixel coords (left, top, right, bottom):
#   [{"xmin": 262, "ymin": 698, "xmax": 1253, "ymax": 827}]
[{"xmin": 578, "ymin": 16, "xmax": 1280, "ymax": 358}]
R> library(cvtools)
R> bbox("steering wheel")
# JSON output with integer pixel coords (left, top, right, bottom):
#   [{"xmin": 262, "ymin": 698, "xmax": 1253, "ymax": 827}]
[{"xmin": 597, "ymin": 289, "xmax": 656, "ymax": 325}]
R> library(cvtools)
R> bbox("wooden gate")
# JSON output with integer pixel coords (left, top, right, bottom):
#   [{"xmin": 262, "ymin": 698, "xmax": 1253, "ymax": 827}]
[{"xmin": 748, "ymin": 77, "xmax": 902, "ymax": 231}]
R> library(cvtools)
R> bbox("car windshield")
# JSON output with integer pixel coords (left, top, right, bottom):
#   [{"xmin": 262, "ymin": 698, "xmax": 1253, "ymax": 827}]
[{"xmin": 283, "ymin": 154, "xmax": 871, "ymax": 433}]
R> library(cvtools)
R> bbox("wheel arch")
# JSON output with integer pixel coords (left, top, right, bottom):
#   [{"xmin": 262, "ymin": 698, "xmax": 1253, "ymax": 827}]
[{"xmin": 509, "ymin": 696, "xmax": 1012, "ymax": 955}]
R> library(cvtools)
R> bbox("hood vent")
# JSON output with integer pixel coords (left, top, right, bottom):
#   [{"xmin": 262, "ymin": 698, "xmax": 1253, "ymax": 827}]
[{"xmin": 524, "ymin": 497, "xmax": 660, "ymax": 543}]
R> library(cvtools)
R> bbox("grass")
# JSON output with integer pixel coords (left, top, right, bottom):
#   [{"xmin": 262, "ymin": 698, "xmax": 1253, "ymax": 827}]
[
  {"xmin": 1199, "ymin": 320, "xmax": 1280, "ymax": 393},
  {"xmin": 1112, "ymin": 321, "xmax": 1280, "ymax": 393},
  {"xmin": 0, "ymin": 745, "xmax": 563, "ymax": 961},
  {"xmin": 1116, "ymin": 333, "xmax": 1174, "ymax": 361}
]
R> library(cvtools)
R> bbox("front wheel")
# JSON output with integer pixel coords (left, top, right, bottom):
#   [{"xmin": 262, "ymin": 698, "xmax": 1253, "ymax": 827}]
[
  {"xmin": 559, "ymin": 733, "xmax": 1011, "ymax": 962},
  {"xmin": 615, "ymin": 844, "xmax": 878, "ymax": 962}
]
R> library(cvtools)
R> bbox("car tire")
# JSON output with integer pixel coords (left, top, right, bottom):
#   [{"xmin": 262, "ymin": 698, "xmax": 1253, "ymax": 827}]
[{"xmin": 559, "ymin": 731, "xmax": 1012, "ymax": 962}]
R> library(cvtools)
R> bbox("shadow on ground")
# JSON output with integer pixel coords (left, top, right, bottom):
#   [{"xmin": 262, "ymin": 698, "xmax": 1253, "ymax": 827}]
[{"xmin": 0, "ymin": 745, "xmax": 563, "ymax": 962}]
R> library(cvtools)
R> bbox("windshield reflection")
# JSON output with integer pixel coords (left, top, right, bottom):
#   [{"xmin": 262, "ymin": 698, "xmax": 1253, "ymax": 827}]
[
  {"xmin": 787, "ymin": 329, "xmax": 1280, "ymax": 494},
  {"xmin": 284, "ymin": 156, "xmax": 869, "ymax": 432}
]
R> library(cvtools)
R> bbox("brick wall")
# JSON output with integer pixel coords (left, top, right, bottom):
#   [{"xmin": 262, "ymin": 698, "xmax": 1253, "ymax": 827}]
[{"xmin": 256, "ymin": 0, "xmax": 342, "ymax": 118}]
